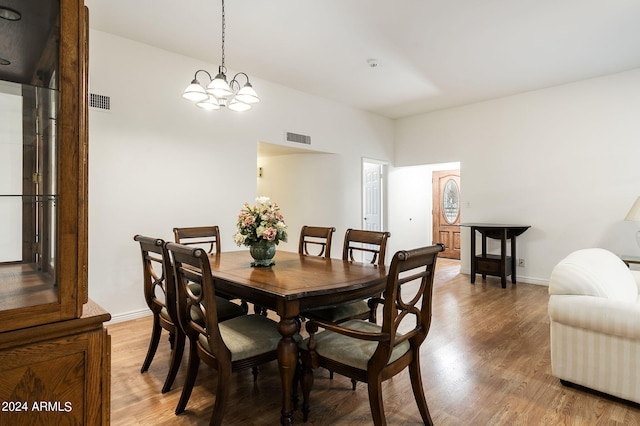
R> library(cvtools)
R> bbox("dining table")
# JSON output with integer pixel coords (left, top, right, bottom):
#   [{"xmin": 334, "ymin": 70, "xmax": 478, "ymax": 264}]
[{"xmin": 207, "ymin": 249, "xmax": 388, "ymax": 426}]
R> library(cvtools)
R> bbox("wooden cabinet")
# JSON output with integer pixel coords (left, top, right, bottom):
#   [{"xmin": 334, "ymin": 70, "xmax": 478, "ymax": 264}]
[{"xmin": 0, "ymin": 1, "xmax": 110, "ymax": 424}]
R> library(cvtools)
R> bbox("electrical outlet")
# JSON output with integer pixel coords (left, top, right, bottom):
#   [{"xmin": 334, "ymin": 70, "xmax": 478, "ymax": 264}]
[{"xmin": 518, "ymin": 258, "xmax": 525, "ymax": 267}]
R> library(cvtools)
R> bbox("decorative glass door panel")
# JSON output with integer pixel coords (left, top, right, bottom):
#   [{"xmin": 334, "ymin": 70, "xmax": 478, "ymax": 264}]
[{"xmin": 0, "ymin": 0, "xmax": 87, "ymax": 331}]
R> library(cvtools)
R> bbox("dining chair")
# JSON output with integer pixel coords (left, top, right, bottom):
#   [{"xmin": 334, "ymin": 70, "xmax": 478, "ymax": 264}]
[
  {"xmin": 135, "ymin": 235, "xmax": 247, "ymax": 394},
  {"xmin": 173, "ymin": 225, "xmax": 249, "ymax": 313},
  {"xmin": 301, "ymin": 228, "xmax": 390, "ymax": 387},
  {"xmin": 173, "ymin": 226, "xmax": 221, "ymax": 254},
  {"xmin": 167, "ymin": 242, "xmax": 293, "ymax": 425},
  {"xmin": 298, "ymin": 226, "xmax": 336, "ymax": 258},
  {"xmin": 134, "ymin": 235, "xmax": 185, "ymax": 394},
  {"xmin": 299, "ymin": 244, "xmax": 445, "ymax": 426},
  {"xmin": 303, "ymin": 228, "xmax": 391, "ymax": 324}
]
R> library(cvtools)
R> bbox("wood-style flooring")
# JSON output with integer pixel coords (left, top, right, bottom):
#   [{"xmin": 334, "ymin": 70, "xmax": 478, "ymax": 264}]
[{"xmin": 108, "ymin": 259, "xmax": 640, "ymax": 425}]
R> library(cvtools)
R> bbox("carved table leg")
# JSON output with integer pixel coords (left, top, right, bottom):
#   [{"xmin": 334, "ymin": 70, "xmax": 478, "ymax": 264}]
[{"xmin": 278, "ymin": 317, "xmax": 300, "ymax": 426}]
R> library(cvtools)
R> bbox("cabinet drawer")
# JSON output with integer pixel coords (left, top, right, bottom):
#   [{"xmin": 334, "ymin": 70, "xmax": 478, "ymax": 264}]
[{"xmin": 477, "ymin": 259, "xmax": 501, "ymax": 274}]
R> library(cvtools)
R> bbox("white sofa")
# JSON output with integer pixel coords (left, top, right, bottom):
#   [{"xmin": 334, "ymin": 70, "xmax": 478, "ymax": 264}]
[{"xmin": 548, "ymin": 248, "xmax": 640, "ymax": 403}]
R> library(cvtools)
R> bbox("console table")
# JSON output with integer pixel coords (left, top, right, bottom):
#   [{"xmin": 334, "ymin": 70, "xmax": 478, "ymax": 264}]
[
  {"xmin": 461, "ymin": 223, "xmax": 530, "ymax": 288},
  {"xmin": 620, "ymin": 255, "xmax": 640, "ymax": 268}
]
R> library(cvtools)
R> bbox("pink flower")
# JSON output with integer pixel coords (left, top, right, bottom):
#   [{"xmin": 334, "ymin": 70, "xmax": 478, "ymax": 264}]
[
  {"xmin": 243, "ymin": 215, "xmax": 255, "ymax": 227},
  {"xmin": 262, "ymin": 227, "xmax": 277, "ymax": 241}
]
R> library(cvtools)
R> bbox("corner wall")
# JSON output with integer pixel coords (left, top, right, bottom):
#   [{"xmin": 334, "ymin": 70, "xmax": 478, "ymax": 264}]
[{"xmin": 395, "ymin": 68, "xmax": 640, "ymax": 284}]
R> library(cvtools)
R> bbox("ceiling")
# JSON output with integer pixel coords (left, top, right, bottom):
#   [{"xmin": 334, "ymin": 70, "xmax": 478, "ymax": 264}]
[{"xmin": 85, "ymin": 0, "xmax": 640, "ymax": 119}]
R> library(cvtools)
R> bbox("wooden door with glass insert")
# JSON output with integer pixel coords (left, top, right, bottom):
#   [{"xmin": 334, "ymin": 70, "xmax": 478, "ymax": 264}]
[{"xmin": 432, "ymin": 170, "xmax": 461, "ymax": 259}]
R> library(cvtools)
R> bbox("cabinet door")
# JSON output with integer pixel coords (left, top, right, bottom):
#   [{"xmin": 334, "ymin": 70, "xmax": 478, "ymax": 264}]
[{"xmin": 0, "ymin": 0, "xmax": 88, "ymax": 332}]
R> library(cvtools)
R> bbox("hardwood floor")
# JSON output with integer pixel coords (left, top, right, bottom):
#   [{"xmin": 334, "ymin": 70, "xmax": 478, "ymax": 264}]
[{"xmin": 108, "ymin": 259, "xmax": 640, "ymax": 425}]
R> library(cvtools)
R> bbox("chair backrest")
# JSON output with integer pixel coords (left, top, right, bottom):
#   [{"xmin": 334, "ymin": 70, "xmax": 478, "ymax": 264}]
[
  {"xmin": 166, "ymin": 242, "xmax": 231, "ymax": 363},
  {"xmin": 298, "ymin": 226, "xmax": 336, "ymax": 258},
  {"xmin": 173, "ymin": 226, "xmax": 221, "ymax": 254},
  {"xmin": 375, "ymin": 244, "xmax": 444, "ymax": 362},
  {"xmin": 342, "ymin": 228, "xmax": 391, "ymax": 266},
  {"xmin": 134, "ymin": 235, "xmax": 178, "ymax": 324}
]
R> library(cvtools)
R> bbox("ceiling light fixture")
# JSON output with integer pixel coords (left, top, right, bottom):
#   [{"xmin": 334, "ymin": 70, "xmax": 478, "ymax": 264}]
[
  {"xmin": 182, "ymin": 0, "xmax": 259, "ymax": 112},
  {"xmin": 0, "ymin": 6, "xmax": 21, "ymax": 21}
]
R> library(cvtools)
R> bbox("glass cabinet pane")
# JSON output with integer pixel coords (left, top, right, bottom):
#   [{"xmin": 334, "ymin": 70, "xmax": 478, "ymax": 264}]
[{"xmin": 0, "ymin": 1, "xmax": 60, "ymax": 311}]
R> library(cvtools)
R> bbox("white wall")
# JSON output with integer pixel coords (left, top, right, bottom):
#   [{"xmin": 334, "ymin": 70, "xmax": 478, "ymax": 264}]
[
  {"xmin": 395, "ymin": 68, "xmax": 640, "ymax": 284},
  {"xmin": 257, "ymin": 152, "xmax": 343, "ymax": 257},
  {"xmin": 87, "ymin": 30, "xmax": 394, "ymax": 320}
]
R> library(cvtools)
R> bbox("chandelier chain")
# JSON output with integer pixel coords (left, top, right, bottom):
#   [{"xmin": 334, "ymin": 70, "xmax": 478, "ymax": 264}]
[{"xmin": 220, "ymin": 0, "xmax": 225, "ymax": 70}]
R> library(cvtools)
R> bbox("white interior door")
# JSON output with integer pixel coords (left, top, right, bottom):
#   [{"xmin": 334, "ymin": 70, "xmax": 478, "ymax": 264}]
[
  {"xmin": 363, "ymin": 161, "xmax": 382, "ymax": 232},
  {"xmin": 362, "ymin": 160, "xmax": 384, "ymax": 262}
]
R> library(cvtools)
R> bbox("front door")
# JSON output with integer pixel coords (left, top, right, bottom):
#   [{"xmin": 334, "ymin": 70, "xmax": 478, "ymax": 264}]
[{"xmin": 432, "ymin": 170, "xmax": 461, "ymax": 259}]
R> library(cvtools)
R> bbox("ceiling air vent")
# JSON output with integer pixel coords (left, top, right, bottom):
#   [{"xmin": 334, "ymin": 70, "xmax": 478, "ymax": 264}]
[
  {"xmin": 89, "ymin": 93, "xmax": 111, "ymax": 111},
  {"xmin": 286, "ymin": 131, "xmax": 311, "ymax": 145}
]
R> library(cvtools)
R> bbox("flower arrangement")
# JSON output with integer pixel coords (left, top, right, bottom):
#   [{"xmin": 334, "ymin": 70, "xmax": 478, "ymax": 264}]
[{"xmin": 233, "ymin": 196, "xmax": 288, "ymax": 247}]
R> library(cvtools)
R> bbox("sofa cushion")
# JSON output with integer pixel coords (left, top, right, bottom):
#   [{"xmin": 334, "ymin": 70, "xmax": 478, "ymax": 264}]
[{"xmin": 549, "ymin": 248, "xmax": 637, "ymax": 302}]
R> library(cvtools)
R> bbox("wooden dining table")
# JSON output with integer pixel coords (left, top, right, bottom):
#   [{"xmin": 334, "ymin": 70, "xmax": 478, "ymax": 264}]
[{"xmin": 207, "ymin": 250, "xmax": 387, "ymax": 426}]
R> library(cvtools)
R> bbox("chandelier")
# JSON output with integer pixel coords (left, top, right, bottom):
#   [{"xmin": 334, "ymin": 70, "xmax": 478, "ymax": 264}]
[{"xmin": 182, "ymin": 0, "xmax": 259, "ymax": 112}]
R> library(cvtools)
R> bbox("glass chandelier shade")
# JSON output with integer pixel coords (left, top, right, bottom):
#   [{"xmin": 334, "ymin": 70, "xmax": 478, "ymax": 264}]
[
  {"xmin": 235, "ymin": 82, "xmax": 260, "ymax": 104},
  {"xmin": 196, "ymin": 95, "xmax": 221, "ymax": 110},
  {"xmin": 182, "ymin": 79, "xmax": 209, "ymax": 102},
  {"xmin": 228, "ymin": 97, "xmax": 252, "ymax": 112},
  {"xmin": 181, "ymin": 0, "xmax": 259, "ymax": 112},
  {"xmin": 207, "ymin": 72, "xmax": 233, "ymax": 98}
]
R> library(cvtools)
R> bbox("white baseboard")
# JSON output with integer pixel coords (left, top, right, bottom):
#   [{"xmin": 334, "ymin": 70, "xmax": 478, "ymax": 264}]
[
  {"xmin": 106, "ymin": 308, "xmax": 152, "ymax": 325},
  {"xmin": 459, "ymin": 268, "xmax": 549, "ymax": 286}
]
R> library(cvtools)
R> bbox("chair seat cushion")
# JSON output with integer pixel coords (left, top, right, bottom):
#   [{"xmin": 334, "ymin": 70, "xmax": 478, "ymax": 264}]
[
  {"xmin": 299, "ymin": 319, "xmax": 410, "ymax": 370},
  {"xmin": 303, "ymin": 300, "xmax": 370, "ymax": 322},
  {"xmin": 198, "ymin": 314, "xmax": 284, "ymax": 361},
  {"xmin": 185, "ymin": 281, "xmax": 244, "ymax": 322},
  {"xmin": 215, "ymin": 297, "xmax": 247, "ymax": 321},
  {"xmin": 160, "ymin": 307, "xmax": 172, "ymax": 322},
  {"xmin": 179, "ymin": 297, "xmax": 244, "ymax": 325}
]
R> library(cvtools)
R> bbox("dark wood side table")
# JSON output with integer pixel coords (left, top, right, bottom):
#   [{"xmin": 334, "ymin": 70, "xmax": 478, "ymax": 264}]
[
  {"xmin": 461, "ymin": 223, "xmax": 530, "ymax": 288},
  {"xmin": 620, "ymin": 255, "xmax": 640, "ymax": 268}
]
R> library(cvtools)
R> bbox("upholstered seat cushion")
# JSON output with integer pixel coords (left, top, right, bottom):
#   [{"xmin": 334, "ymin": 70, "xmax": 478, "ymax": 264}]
[
  {"xmin": 164, "ymin": 296, "xmax": 244, "ymax": 324},
  {"xmin": 159, "ymin": 284, "xmax": 202, "ymax": 323},
  {"xmin": 299, "ymin": 319, "xmax": 410, "ymax": 370},
  {"xmin": 159, "ymin": 307, "xmax": 172, "ymax": 322},
  {"xmin": 303, "ymin": 300, "xmax": 370, "ymax": 322},
  {"xmin": 198, "ymin": 314, "xmax": 287, "ymax": 361},
  {"xmin": 214, "ymin": 297, "xmax": 247, "ymax": 321}
]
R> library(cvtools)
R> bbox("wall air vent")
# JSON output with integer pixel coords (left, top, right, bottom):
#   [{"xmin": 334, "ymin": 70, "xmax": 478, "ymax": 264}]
[
  {"xmin": 89, "ymin": 93, "xmax": 111, "ymax": 111},
  {"xmin": 285, "ymin": 132, "xmax": 311, "ymax": 145}
]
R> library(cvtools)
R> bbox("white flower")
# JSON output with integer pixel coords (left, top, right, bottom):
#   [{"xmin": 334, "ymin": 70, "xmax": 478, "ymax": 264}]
[
  {"xmin": 256, "ymin": 196, "xmax": 271, "ymax": 205},
  {"xmin": 233, "ymin": 232, "xmax": 246, "ymax": 245}
]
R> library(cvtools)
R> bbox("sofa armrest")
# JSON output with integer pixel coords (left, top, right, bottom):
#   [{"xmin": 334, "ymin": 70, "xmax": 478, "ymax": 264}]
[
  {"xmin": 633, "ymin": 270, "xmax": 640, "ymax": 294},
  {"xmin": 549, "ymin": 294, "xmax": 640, "ymax": 340}
]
